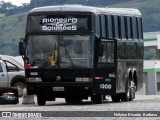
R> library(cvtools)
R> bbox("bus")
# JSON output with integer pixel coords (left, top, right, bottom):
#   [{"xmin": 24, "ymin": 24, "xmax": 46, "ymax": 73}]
[{"xmin": 19, "ymin": 5, "xmax": 143, "ymax": 105}]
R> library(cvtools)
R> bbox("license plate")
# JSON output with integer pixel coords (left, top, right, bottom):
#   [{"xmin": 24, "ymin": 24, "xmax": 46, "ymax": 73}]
[{"xmin": 53, "ymin": 87, "xmax": 64, "ymax": 91}]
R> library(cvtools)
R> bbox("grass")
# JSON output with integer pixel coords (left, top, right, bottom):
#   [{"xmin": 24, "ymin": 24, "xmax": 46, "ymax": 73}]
[
  {"xmin": 0, "ymin": 14, "xmax": 5, "ymax": 18},
  {"xmin": 0, "ymin": 13, "xmax": 27, "ymax": 55}
]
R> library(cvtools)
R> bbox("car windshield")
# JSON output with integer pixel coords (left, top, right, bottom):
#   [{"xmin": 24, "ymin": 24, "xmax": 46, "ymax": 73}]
[{"xmin": 27, "ymin": 35, "xmax": 93, "ymax": 69}]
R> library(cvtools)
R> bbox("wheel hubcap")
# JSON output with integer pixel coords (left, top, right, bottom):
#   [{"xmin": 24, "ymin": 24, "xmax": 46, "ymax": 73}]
[{"xmin": 16, "ymin": 85, "xmax": 23, "ymax": 95}]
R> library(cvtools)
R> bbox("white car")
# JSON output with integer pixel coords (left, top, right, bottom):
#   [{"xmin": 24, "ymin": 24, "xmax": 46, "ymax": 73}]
[{"xmin": 0, "ymin": 55, "xmax": 25, "ymax": 97}]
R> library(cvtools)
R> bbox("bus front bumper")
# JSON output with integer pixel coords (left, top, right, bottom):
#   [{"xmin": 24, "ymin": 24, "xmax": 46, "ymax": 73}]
[{"xmin": 26, "ymin": 82, "xmax": 93, "ymax": 97}]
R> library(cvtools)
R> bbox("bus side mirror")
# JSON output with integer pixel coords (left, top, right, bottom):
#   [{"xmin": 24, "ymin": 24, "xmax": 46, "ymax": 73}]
[{"xmin": 19, "ymin": 39, "xmax": 25, "ymax": 55}]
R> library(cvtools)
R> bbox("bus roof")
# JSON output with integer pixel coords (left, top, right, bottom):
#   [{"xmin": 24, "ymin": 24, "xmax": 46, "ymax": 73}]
[{"xmin": 29, "ymin": 5, "xmax": 142, "ymax": 17}]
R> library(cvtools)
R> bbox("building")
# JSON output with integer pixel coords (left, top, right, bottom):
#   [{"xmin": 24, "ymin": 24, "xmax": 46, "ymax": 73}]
[{"xmin": 144, "ymin": 31, "xmax": 160, "ymax": 94}]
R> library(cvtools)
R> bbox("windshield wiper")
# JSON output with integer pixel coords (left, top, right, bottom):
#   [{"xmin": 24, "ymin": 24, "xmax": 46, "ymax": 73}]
[{"xmin": 65, "ymin": 47, "xmax": 75, "ymax": 68}]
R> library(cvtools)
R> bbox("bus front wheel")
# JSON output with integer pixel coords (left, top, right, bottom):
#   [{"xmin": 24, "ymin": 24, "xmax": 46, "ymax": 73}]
[
  {"xmin": 111, "ymin": 94, "xmax": 120, "ymax": 102},
  {"xmin": 37, "ymin": 95, "xmax": 46, "ymax": 106}
]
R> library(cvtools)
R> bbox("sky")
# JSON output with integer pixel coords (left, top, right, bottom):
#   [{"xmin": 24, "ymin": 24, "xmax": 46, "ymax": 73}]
[{"xmin": 2, "ymin": 0, "xmax": 30, "ymax": 6}]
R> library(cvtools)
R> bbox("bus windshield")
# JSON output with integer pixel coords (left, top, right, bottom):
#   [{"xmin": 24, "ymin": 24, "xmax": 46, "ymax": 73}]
[{"xmin": 27, "ymin": 35, "xmax": 93, "ymax": 69}]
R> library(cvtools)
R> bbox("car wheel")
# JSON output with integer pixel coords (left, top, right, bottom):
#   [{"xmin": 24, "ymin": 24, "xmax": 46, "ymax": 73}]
[{"xmin": 12, "ymin": 82, "xmax": 25, "ymax": 97}]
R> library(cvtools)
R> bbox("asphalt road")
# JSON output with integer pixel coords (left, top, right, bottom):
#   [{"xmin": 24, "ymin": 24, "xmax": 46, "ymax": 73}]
[{"xmin": 0, "ymin": 94, "xmax": 160, "ymax": 120}]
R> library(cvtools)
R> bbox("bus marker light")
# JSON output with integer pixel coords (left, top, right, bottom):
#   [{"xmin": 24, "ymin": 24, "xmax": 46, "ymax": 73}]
[
  {"xmin": 105, "ymin": 78, "xmax": 111, "ymax": 82},
  {"xmin": 95, "ymin": 77, "xmax": 104, "ymax": 80},
  {"xmin": 109, "ymin": 74, "xmax": 115, "ymax": 78},
  {"xmin": 25, "ymin": 64, "xmax": 31, "ymax": 69}
]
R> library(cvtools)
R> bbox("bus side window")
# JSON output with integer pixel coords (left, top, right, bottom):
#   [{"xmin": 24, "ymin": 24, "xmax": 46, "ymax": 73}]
[
  {"xmin": 98, "ymin": 42, "xmax": 114, "ymax": 63},
  {"xmin": 117, "ymin": 42, "xmax": 125, "ymax": 59},
  {"xmin": 126, "ymin": 17, "xmax": 132, "ymax": 40},
  {"xmin": 137, "ymin": 43, "xmax": 144, "ymax": 59},
  {"xmin": 132, "ymin": 17, "xmax": 138, "ymax": 40},
  {"xmin": 106, "ymin": 15, "xmax": 113, "ymax": 39},
  {"xmin": 137, "ymin": 17, "xmax": 143, "ymax": 40},
  {"xmin": 113, "ymin": 16, "xmax": 119, "ymax": 39},
  {"xmin": 100, "ymin": 15, "xmax": 106, "ymax": 37},
  {"xmin": 118, "ymin": 16, "xmax": 122, "ymax": 40},
  {"xmin": 120, "ymin": 16, "xmax": 126, "ymax": 40},
  {"xmin": 95, "ymin": 15, "xmax": 101, "ymax": 36},
  {"xmin": 98, "ymin": 43, "xmax": 104, "ymax": 57},
  {"xmin": 105, "ymin": 42, "xmax": 114, "ymax": 63}
]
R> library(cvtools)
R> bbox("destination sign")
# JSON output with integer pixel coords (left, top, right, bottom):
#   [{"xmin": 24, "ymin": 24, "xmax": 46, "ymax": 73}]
[{"xmin": 26, "ymin": 15, "xmax": 92, "ymax": 33}]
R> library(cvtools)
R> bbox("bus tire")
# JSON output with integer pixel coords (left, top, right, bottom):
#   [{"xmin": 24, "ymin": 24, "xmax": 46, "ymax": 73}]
[
  {"xmin": 111, "ymin": 94, "xmax": 120, "ymax": 102},
  {"xmin": 74, "ymin": 98, "xmax": 82, "ymax": 104},
  {"xmin": 37, "ymin": 95, "xmax": 46, "ymax": 106},
  {"xmin": 129, "ymin": 83, "xmax": 135, "ymax": 101},
  {"xmin": 129, "ymin": 74, "xmax": 136, "ymax": 101},
  {"xmin": 65, "ymin": 97, "xmax": 74, "ymax": 104},
  {"xmin": 65, "ymin": 97, "xmax": 82, "ymax": 104},
  {"xmin": 121, "ymin": 77, "xmax": 132, "ymax": 102}
]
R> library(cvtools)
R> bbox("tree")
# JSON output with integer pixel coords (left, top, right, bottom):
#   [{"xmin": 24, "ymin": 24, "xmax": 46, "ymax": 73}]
[{"xmin": 0, "ymin": 1, "xmax": 16, "ymax": 13}]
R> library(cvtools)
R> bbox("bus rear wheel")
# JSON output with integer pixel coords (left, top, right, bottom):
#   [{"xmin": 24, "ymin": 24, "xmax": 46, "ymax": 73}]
[
  {"xmin": 111, "ymin": 94, "xmax": 120, "ymax": 102},
  {"xmin": 129, "ymin": 81, "xmax": 135, "ymax": 101},
  {"xmin": 121, "ymin": 79, "xmax": 134, "ymax": 102}
]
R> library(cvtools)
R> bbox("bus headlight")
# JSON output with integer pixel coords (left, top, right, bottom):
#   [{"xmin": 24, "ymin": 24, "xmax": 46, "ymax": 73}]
[
  {"xmin": 29, "ymin": 77, "xmax": 42, "ymax": 82},
  {"xmin": 75, "ymin": 77, "xmax": 92, "ymax": 83}
]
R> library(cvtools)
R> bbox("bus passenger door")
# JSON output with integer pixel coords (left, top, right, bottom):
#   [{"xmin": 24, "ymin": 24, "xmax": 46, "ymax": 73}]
[{"xmin": 94, "ymin": 38, "xmax": 117, "ymax": 95}]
